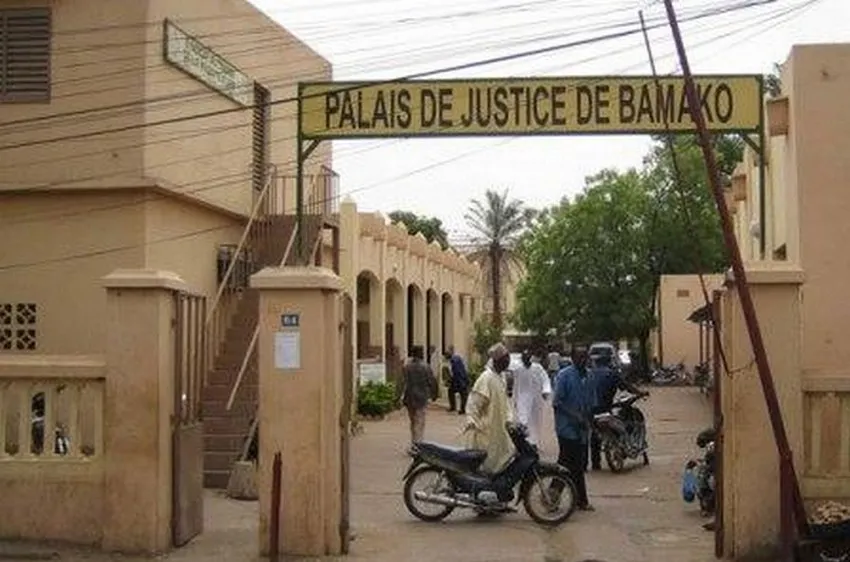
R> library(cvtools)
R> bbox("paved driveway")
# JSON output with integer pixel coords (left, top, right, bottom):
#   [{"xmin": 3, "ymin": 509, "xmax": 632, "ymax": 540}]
[
  {"xmin": 0, "ymin": 387, "xmax": 717, "ymax": 562},
  {"xmin": 345, "ymin": 385, "xmax": 717, "ymax": 562}
]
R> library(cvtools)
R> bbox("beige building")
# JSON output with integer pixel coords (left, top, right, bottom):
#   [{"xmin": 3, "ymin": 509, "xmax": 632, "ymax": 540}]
[
  {"xmin": 652, "ymin": 274, "xmax": 724, "ymax": 370},
  {"xmin": 0, "ymin": 0, "xmax": 482, "ymax": 551},
  {"xmin": 711, "ymin": 43, "xmax": 850, "ymax": 559}
]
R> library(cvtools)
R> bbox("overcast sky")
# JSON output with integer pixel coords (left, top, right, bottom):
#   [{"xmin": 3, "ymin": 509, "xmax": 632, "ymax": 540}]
[{"xmin": 248, "ymin": 0, "xmax": 848, "ymax": 243}]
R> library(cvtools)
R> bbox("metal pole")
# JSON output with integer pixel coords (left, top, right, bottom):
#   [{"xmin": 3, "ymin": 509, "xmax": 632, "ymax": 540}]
[
  {"xmin": 270, "ymin": 451, "xmax": 282, "ymax": 560},
  {"xmin": 662, "ymin": 0, "xmax": 808, "ymax": 539},
  {"xmin": 296, "ymin": 84, "xmax": 305, "ymax": 263}
]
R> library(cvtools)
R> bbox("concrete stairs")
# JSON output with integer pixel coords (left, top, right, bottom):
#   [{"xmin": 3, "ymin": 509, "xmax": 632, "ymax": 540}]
[{"xmin": 201, "ymin": 215, "xmax": 325, "ymax": 489}]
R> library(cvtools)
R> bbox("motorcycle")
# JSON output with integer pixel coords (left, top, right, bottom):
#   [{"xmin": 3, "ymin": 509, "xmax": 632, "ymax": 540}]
[
  {"xmin": 651, "ymin": 361, "xmax": 688, "ymax": 385},
  {"xmin": 683, "ymin": 426, "xmax": 716, "ymax": 516},
  {"xmin": 694, "ymin": 362, "xmax": 713, "ymax": 395},
  {"xmin": 592, "ymin": 393, "xmax": 650, "ymax": 473},
  {"xmin": 402, "ymin": 422, "xmax": 577, "ymax": 526}
]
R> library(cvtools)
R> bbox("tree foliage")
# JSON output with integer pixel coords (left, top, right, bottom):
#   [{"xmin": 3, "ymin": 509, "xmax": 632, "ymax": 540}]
[
  {"xmin": 464, "ymin": 189, "xmax": 534, "ymax": 331},
  {"xmin": 514, "ymin": 136, "xmax": 743, "ymax": 354},
  {"xmin": 388, "ymin": 211, "xmax": 450, "ymax": 249}
]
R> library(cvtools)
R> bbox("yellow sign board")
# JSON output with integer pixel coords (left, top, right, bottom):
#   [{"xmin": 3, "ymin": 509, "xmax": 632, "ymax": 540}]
[{"xmin": 299, "ymin": 76, "xmax": 762, "ymax": 139}]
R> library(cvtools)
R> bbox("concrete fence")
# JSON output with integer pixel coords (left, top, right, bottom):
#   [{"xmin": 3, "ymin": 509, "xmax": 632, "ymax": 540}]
[{"xmin": 0, "ymin": 355, "xmax": 106, "ymax": 545}]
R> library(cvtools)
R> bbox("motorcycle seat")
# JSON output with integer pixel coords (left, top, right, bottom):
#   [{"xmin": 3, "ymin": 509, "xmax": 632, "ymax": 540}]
[{"xmin": 416, "ymin": 441, "xmax": 487, "ymax": 466}]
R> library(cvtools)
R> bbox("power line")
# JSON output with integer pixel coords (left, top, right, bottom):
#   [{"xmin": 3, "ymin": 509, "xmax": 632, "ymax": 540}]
[
  {"xmin": 0, "ymin": 0, "xmax": 778, "ymax": 152},
  {"xmin": 0, "ymin": 0, "xmax": 803, "ymax": 233}
]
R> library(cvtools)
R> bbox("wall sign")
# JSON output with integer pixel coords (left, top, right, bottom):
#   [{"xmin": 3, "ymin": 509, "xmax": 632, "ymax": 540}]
[{"xmin": 163, "ymin": 19, "xmax": 253, "ymax": 107}]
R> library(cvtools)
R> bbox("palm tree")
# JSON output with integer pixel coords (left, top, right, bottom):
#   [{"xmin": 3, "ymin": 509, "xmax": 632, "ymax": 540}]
[{"xmin": 464, "ymin": 189, "xmax": 533, "ymax": 331}]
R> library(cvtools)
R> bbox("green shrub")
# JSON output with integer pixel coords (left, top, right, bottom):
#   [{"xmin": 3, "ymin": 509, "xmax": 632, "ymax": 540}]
[{"xmin": 357, "ymin": 381, "xmax": 397, "ymax": 418}]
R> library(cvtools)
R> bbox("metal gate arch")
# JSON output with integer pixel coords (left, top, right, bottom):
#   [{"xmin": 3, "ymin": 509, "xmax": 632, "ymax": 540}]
[{"xmin": 172, "ymin": 290, "xmax": 206, "ymax": 547}]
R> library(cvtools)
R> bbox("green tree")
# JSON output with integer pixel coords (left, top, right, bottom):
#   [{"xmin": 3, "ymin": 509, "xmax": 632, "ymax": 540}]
[
  {"xmin": 515, "ymin": 169, "xmax": 654, "ymax": 345},
  {"xmin": 388, "ymin": 211, "xmax": 450, "ymax": 249},
  {"xmin": 765, "ymin": 62, "xmax": 783, "ymax": 98},
  {"xmin": 515, "ymin": 136, "xmax": 742, "ymax": 373},
  {"xmin": 464, "ymin": 189, "xmax": 534, "ymax": 331}
]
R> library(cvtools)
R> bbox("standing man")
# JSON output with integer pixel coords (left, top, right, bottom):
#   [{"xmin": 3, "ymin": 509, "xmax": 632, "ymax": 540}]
[
  {"xmin": 511, "ymin": 349, "xmax": 552, "ymax": 448},
  {"xmin": 588, "ymin": 354, "xmax": 648, "ymax": 471},
  {"xmin": 552, "ymin": 345, "xmax": 597, "ymax": 511},
  {"xmin": 445, "ymin": 345, "xmax": 469, "ymax": 415},
  {"xmin": 547, "ymin": 345, "xmax": 561, "ymax": 385},
  {"xmin": 400, "ymin": 345, "xmax": 437, "ymax": 454},
  {"xmin": 463, "ymin": 343, "xmax": 515, "ymax": 475}
]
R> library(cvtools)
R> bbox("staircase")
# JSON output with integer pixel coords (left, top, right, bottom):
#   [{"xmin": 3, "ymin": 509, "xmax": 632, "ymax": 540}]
[{"xmin": 201, "ymin": 175, "xmax": 335, "ymax": 488}]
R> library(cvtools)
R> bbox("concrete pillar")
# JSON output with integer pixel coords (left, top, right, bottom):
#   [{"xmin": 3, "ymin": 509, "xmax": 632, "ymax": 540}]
[
  {"xmin": 101, "ymin": 269, "xmax": 187, "ymax": 554},
  {"xmin": 369, "ymin": 276, "xmax": 385, "ymax": 358},
  {"xmin": 412, "ymin": 287, "xmax": 426, "ymax": 351},
  {"xmin": 252, "ymin": 266, "xmax": 343, "ymax": 557},
  {"xmin": 339, "ymin": 198, "xmax": 359, "ymax": 391},
  {"xmin": 720, "ymin": 267, "xmax": 804, "ymax": 559}
]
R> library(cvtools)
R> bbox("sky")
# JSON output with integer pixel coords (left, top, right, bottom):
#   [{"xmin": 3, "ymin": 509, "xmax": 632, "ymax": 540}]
[{"xmin": 248, "ymin": 0, "xmax": 848, "ymax": 244}]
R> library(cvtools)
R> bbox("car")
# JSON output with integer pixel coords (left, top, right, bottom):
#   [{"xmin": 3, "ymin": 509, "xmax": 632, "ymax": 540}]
[{"xmin": 588, "ymin": 342, "xmax": 622, "ymax": 370}]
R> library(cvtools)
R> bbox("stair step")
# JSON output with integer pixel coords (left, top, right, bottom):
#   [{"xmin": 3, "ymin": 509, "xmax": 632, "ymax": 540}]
[
  {"xmin": 204, "ymin": 416, "xmax": 252, "ymax": 434},
  {"xmin": 204, "ymin": 470, "xmax": 231, "ymax": 489},
  {"xmin": 204, "ymin": 450, "xmax": 240, "ymax": 472},
  {"xmin": 205, "ymin": 434, "xmax": 246, "ymax": 452},
  {"xmin": 202, "ymin": 385, "xmax": 258, "ymax": 401}
]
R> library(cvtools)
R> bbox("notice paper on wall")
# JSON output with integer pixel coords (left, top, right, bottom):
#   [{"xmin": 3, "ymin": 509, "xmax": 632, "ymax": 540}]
[{"xmin": 274, "ymin": 331, "xmax": 300, "ymax": 370}]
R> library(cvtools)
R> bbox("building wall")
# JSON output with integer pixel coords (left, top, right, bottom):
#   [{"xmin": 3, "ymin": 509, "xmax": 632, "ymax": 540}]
[
  {"xmin": 0, "ymin": 0, "xmax": 332, "ymax": 214},
  {"xmin": 143, "ymin": 196, "xmax": 245, "ymax": 297},
  {"xmin": 655, "ymin": 274, "xmax": 724, "ymax": 370},
  {"xmin": 0, "ymin": 0, "xmax": 148, "ymax": 189},
  {"xmin": 141, "ymin": 0, "xmax": 333, "ymax": 216},
  {"xmin": 0, "ymin": 191, "xmax": 145, "ymax": 354},
  {"xmin": 341, "ymin": 203, "xmax": 482, "ymax": 367}
]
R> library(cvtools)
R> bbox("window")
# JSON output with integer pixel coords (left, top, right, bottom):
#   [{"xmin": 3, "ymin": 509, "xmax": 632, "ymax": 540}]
[
  {"xmin": 0, "ymin": 8, "xmax": 51, "ymax": 102},
  {"xmin": 0, "ymin": 303, "xmax": 38, "ymax": 350}
]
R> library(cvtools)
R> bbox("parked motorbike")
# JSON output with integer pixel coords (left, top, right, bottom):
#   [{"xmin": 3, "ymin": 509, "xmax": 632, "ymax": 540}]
[
  {"xmin": 651, "ymin": 361, "xmax": 688, "ymax": 385},
  {"xmin": 402, "ymin": 422, "xmax": 577, "ymax": 525},
  {"xmin": 592, "ymin": 393, "xmax": 650, "ymax": 472},
  {"xmin": 693, "ymin": 362, "xmax": 713, "ymax": 395},
  {"xmin": 683, "ymin": 426, "xmax": 716, "ymax": 516}
]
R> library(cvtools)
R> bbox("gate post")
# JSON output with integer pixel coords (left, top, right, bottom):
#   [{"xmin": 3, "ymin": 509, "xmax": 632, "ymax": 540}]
[
  {"xmin": 101, "ymin": 269, "xmax": 187, "ymax": 554},
  {"xmin": 251, "ymin": 266, "xmax": 344, "ymax": 557}
]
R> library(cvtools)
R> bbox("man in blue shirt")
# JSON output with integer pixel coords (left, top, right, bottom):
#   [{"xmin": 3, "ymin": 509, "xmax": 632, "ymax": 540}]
[{"xmin": 553, "ymin": 346, "xmax": 597, "ymax": 511}]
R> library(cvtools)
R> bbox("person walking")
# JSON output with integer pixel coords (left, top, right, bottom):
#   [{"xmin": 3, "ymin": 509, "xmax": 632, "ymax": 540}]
[
  {"xmin": 400, "ymin": 345, "xmax": 437, "ymax": 454},
  {"xmin": 546, "ymin": 345, "xmax": 561, "ymax": 385},
  {"xmin": 511, "ymin": 349, "xmax": 552, "ymax": 447},
  {"xmin": 463, "ymin": 343, "xmax": 515, "ymax": 475},
  {"xmin": 552, "ymin": 346, "xmax": 597, "ymax": 511},
  {"xmin": 445, "ymin": 346, "xmax": 470, "ymax": 415}
]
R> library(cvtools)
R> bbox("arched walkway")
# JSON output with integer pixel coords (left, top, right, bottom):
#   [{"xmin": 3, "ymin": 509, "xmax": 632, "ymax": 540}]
[{"xmin": 356, "ymin": 270, "xmax": 381, "ymax": 359}]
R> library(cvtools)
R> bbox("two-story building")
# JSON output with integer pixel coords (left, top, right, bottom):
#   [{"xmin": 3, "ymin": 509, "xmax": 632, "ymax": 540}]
[
  {"xmin": 0, "ymin": 0, "xmax": 482, "ymax": 495},
  {"xmin": 713, "ymin": 43, "xmax": 850, "ymax": 559}
]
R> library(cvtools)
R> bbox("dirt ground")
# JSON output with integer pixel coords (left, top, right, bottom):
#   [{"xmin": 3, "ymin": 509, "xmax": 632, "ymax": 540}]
[{"xmin": 0, "ymin": 386, "xmax": 718, "ymax": 562}]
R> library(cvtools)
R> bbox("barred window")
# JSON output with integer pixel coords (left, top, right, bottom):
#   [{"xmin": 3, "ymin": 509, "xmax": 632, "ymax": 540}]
[{"xmin": 0, "ymin": 8, "xmax": 51, "ymax": 102}]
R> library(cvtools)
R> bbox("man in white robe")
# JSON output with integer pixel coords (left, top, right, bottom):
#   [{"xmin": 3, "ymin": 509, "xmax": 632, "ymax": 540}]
[
  {"xmin": 463, "ymin": 343, "xmax": 515, "ymax": 475},
  {"xmin": 511, "ymin": 350, "xmax": 552, "ymax": 447}
]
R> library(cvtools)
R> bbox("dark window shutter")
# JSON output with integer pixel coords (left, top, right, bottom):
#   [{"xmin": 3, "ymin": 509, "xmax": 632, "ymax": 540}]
[
  {"xmin": 252, "ymin": 83, "xmax": 271, "ymax": 191},
  {"xmin": 0, "ymin": 8, "xmax": 51, "ymax": 102}
]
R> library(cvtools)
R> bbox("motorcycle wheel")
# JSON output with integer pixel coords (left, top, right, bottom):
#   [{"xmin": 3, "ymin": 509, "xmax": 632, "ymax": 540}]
[
  {"xmin": 403, "ymin": 466, "xmax": 456, "ymax": 522},
  {"xmin": 605, "ymin": 443, "xmax": 626, "ymax": 473},
  {"xmin": 522, "ymin": 466, "xmax": 577, "ymax": 526},
  {"xmin": 643, "ymin": 451, "xmax": 650, "ymax": 466}
]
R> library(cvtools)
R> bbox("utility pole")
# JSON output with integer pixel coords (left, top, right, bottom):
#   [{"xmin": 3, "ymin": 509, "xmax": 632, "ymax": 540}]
[{"xmin": 662, "ymin": 0, "xmax": 809, "ymax": 557}]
